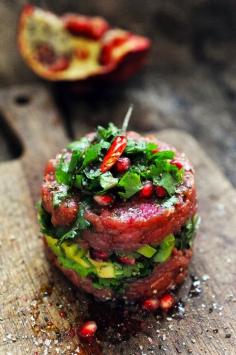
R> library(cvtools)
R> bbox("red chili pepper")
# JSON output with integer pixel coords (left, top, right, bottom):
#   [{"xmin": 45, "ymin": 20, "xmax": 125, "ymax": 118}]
[{"xmin": 100, "ymin": 136, "xmax": 127, "ymax": 173}]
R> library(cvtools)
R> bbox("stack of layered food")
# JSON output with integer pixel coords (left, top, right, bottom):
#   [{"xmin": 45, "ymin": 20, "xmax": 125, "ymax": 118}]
[{"xmin": 39, "ymin": 115, "xmax": 199, "ymax": 301}]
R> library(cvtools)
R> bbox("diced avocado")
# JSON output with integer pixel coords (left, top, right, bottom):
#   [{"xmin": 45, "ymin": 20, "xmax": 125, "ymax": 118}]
[
  {"xmin": 61, "ymin": 242, "xmax": 79, "ymax": 258},
  {"xmin": 89, "ymin": 258, "xmax": 115, "ymax": 278},
  {"xmin": 62, "ymin": 242, "xmax": 91, "ymax": 268},
  {"xmin": 72, "ymin": 254, "xmax": 91, "ymax": 268},
  {"xmin": 153, "ymin": 234, "xmax": 175, "ymax": 263},
  {"xmin": 137, "ymin": 244, "xmax": 157, "ymax": 258},
  {"xmin": 45, "ymin": 235, "xmax": 62, "ymax": 256}
]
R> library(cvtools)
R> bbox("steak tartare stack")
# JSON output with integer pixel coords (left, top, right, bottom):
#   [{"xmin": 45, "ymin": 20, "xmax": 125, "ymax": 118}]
[{"xmin": 38, "ymin": 112, "xmax": 199, "ymax": 301}]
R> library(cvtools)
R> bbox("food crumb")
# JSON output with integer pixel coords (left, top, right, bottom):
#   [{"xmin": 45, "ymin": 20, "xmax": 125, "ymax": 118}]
[
  {"xmin": 44, "ymin": 339, "xmax": 51, "ymax": 347},
  {"xmin": 202, "ymin": 274, "xmax": 210, "ymax": 281}
]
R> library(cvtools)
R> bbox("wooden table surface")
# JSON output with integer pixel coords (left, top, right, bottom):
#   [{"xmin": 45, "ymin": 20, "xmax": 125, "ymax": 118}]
[{"xmin": 0, "ymin": 85, "xmax": 235, "ymax": 355}]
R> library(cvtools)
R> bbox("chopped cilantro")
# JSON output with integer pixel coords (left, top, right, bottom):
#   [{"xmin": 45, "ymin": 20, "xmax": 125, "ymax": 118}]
[
  {"xmin": 58, "ymin": 203, "xmax": 90, "ymax": 244},
  {"xmin": 51, "ymin": 121, "xmax": 185, "ymax": 204},
  {"xmin": 82, "ymin": 143, "xmax": 101, "ymax": 168},
  {"xmin": 67, "ymin": 137, "xmax": 90, "ymax": 152},
  {"xmin": 153, "ymin": 173, "xmax": 177, "ymax": 195},
  {"xmin": 55, "ymin": 154, "xmax": 71, "ymax": 185},
  {"xmin": 161, "ymin": 195, "xmax": 179, "ymax": 209},
  {"xmin": 97, "ymin": 123, "xmax": 120, "ymax": 140},
  {"xmin": 175, "ymin": 215, "xmax": 200, "ymax": 249},
  {"xmin": 100, "ymin": 172, "xmax": 118, "ymax": 190},
  {"xmin": 125, "ymin": 139, "xmax": 147, "ymax": 154},
  {"xmin": 118, "ymin": 171, "xmax": 142, "ymax": 199},
  {"xmin": 52, "ymin": 185, "xmax": 68, "ymax": 208}
]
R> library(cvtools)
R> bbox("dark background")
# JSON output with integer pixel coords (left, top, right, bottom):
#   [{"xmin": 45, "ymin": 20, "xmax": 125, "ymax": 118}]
[{"xmin": 0, "ymin": 0, "xmax": 236, "ymax": 185}]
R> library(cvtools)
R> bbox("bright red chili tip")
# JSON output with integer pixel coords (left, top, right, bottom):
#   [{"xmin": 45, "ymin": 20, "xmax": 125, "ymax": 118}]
[{"xmin": 100, "ymin": 136, "xmax": 127, "ymax": 173}]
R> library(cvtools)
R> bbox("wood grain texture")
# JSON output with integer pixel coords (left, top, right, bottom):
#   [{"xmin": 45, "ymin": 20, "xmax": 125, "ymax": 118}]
[{"xmin": 0, "ymin": 86, "xmax": 236, "ymax": 355}]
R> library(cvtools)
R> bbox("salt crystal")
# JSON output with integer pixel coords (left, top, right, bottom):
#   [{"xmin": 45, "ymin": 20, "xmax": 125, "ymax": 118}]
[
  {"xmin": 44, "ymin": 339, "xmax": 51, "ymax": 347},
  {"xmin": 202, "ymin": 274, "xmax": 210, "ymax": 281}
]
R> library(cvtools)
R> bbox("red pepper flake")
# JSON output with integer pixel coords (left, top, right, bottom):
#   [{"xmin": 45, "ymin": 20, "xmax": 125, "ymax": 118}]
[
  {"xmin": 100, "ymin": 135, "xmax": 127, "ymax": 173},
  {"xmin": 93, "ymin": 195, "xmax": 113, "ymax": 206},
  {"xmin": 78, "ymin": 321, "xmax": 97, "ymax": 338}
]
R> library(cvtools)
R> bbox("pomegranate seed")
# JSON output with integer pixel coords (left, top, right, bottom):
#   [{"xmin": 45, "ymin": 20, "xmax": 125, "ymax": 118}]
[
  {"xmin": 118, "ymin": 256, "xmax": 136, "ymax": 265},
  {"xmin": 155, "ymin": 185, "xmax": 167, "ymax": 198},
  {"xmin": 90, "ymin": 249, "xmax": 109, "ymax": 261},
  {"xmin": 78, "ymin": 321, "xmax": 97, "ymax": 338},
  {"xmin": 142, "ymin": 298, "xmax": 160, "ymax": 311},
  {"xmin": 171, "ymin": 160, "xmax": 183, "ymax": 169},
  {"xmin": 115, "ymin": 157, "xmax": 131, "ymax": 173},
  {"xmin": 49, "ymin": 57, "xmax": 70, "ymax": 72},
  {"xmin": 159, "ymin": 294, "xmax": 175, "ymax": 312},
  {"xmin": 93, "ymin": 195, "xmax": 113, "ymax": 206},
  {"xmin": 139, "ymin": 182, "xmax": 153, "ymax": 198}
]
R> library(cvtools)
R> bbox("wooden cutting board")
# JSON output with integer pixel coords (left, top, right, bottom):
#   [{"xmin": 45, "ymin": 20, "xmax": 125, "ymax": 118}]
[{"xmin": 0, "ymin": 85, "xmax": 235, "ymax": 355}]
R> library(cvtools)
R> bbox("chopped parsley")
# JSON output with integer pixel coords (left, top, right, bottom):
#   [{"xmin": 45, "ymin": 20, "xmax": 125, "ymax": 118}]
[{"xmin": 54, "ymin": 122, "xmax": 184, "ymax": 203}]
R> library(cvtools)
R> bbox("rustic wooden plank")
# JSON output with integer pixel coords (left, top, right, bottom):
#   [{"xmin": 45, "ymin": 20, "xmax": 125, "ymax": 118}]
[
  {"xmin": 0, "ymin": 86, "xmax": 235, "ymax": 354},
  {"xmin": 0, "ymin": 85, "xmax": 68, "ymax": 203}
]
